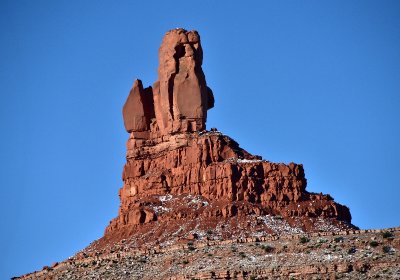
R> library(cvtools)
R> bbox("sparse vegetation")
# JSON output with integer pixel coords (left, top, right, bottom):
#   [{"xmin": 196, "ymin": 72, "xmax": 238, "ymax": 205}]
[
  {"xmin": 299, "ymin": 236, "xmax": 310, "ymax": 244},
  {"xmin": 348, "ymin": 247, "xmax": 356, "ymax": 254},
  {"xmin": 382, "ymin": 231, "xmax": 394, "ymax": 239},
  {"xmin": 369, "ymin": 241, "xmax": 379, "ymax": 247},
  {"xmin": 382, "ymin": 246, "xmax": 392, "ymax": 254},
  {"xmin": 188, "ymin": 245, "xmax": 196, "ymax": 251},
  {"xmin": 334, "ymin": 236, "xmax": 344, "ymax": 243},
  {"xmin": 261, "ymin": 244, "xmax": 274, "ymax": 253},
  {"xmin": 22, "ymin": 228, "xmax": 399, "ymax": 279}
]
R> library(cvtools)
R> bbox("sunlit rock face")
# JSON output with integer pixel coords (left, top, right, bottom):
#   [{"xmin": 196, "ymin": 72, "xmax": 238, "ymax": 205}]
[
  {"xmin": 123, "ymin": 28, "xmax": 214, "ymax": 137},
  {"xmin": 107, "ymin": 28, "xmax": 354, "ymax": 247}
]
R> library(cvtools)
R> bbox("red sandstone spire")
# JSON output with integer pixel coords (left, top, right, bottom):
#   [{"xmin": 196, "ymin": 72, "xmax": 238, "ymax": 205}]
[
  {"xmin": 100, "ymin": 29, "xmax": 354, "ymax": 249},
  {"xmin": 123, "ymin": 28, "xmax": 214, "ymax": 136}
]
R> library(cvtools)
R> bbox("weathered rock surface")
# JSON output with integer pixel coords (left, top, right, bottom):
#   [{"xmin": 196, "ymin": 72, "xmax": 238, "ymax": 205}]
[
  {"xmin": 101, "ymin": 28, "xmax": 355, "ymax": 249},
  {"xmin": 123, "ymin": 28, "xmax": 214, "ymax": 136},
  {"xmin": 101, "ymin": 130, "xmax": 353, "ymax": 248}
]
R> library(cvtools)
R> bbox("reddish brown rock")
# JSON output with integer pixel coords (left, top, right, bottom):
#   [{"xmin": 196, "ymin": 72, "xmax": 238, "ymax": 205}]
[
  {"xmin": 123, "ymin": 79, "xmax": 154, "ymax": 132},
  {"xmin": 104, "ymin": 130, "xmax": 352, "ymax": 241},
  {"xmin": 123, "ymin": 28, "xmax": 214, "ymax": 136},
  {"xmin": 106, "ymin": 28, "xmax": 355, "ymax": 248}
]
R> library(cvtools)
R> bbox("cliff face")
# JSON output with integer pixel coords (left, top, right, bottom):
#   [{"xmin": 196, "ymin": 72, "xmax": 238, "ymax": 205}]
[{"xmin": 100, "ymin": 28, "xmax": 354, "ymax": 249}]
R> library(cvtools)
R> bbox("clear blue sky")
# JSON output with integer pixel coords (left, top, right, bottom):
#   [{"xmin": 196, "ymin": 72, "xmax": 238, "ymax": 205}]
[{"xmin": 1, "ymin": 1, "xmax": 399, "ymax": 278}]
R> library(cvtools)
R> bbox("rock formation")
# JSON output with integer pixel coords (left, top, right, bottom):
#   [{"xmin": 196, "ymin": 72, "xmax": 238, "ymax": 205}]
[
  {"xmin": 18, "ymin": 28, "xmax": 400, "ymax": 280},
  {"xmin": 101, "ymin": 28, "xmax": 354, "ymax": 248},
  {"xmin": 123, "ymin": 28, "xmax": 214, "ymax": 137}
]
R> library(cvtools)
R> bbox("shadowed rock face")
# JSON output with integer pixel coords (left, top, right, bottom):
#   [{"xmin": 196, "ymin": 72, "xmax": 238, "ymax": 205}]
[
  {"xmin": 123, "ymin": 28, "xmax": 214, "ymax": 136},
  {"xmin": 123, "ymin": 80, "xmax": 154, "ymax": 132}
]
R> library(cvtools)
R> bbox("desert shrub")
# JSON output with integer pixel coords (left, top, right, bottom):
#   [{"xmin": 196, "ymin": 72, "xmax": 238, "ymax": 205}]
[
  {"xmin": 188, "ymin": 245, "xmax": 196, "ymax": 251},
  {"xmin": 334, "ymin": 236, "xmax": 344, "ymax": 243},
  {"xmin": 382, "ymin": 246, "xmax": 392, "ymax": 254},
  {"xmin": 348, "ymin": 247, "xmax": 356, "ymax": 254},
  {"xmin": 262, "ymin": 244, "xmax": 274, "ymax": 253},
  {"xmin": 183, "ymin": 260, "xmax": 189, "ymax": 264},
  {"xmin": 239, "ymin": 252, "xmax": 246, "ymax": 258},
  {"xmin": 369, "ymin": 241, "xmax": 379, "ymax": 247},
  {"xmin": 299, "ymin": 236, "xmax": 310, "ymax": 244},
  {"xmin": 382, "ymin": 231, "xmax": 394, "ymax": 239}
]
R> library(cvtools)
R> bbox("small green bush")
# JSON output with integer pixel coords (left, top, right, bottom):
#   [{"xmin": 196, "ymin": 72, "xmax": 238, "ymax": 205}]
[
  {"xmin": 262, "ymin": 244, "xmax": 274, "ymax": 253},
  {"xmin": 299, "ymin": 236, "xmax": 310, "ymax": 244},
  {"xmin": 369, "ymin": 241, "xmax": 379, "ymax": 247},
  {"xmin": 348, "ymin": 247, "xmax": 356, "ymax": 254},
  {"xmin": 239, "ymin": 252, "xmax": 246, "ymax": 258},
  {"xmin": 334, "ymin": 236, "xmax": 344, "ymax": 243},
  {"xmin": 188, "ymin": 245, "xmax": 196, "ymax": 251},
  {"xmin": 382, "ymin": 231, "xmax": 394, "ymax": 239},
  {"xmin": 382, "ymin": 246, "xmax": 392, "ymax": 254}
]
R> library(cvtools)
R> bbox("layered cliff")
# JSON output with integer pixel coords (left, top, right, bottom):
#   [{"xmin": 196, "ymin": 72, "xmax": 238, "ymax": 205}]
[{"xmin": 96, "ymin": 28, "xmax": 355, "ymax": 250}]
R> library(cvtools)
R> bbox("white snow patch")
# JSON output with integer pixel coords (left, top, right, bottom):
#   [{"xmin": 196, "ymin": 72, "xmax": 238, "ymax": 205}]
[
  {"xmin": 237, "ymin": 158, "xmax": 263, "ymax": 164},
  {"xmin": 153, "ymin": 206, "xmax": 170, "ymax": 213},
  {"xmin": 159, "ymin": 194, "xmax": 173, "ymax": 202},
  {"xmin": 258, "ymin": 215, "xmax": 304, "ymax": 234}
]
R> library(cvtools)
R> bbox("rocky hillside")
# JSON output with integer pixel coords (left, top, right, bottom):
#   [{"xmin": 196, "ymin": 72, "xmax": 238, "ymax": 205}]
[
  {"xmin": 15, "ymin": 29, "xmax": 399, "ymax": 279},
  {"xmin": 16, "ymin": 228, "xmax": 400, "ymax": 279}
]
